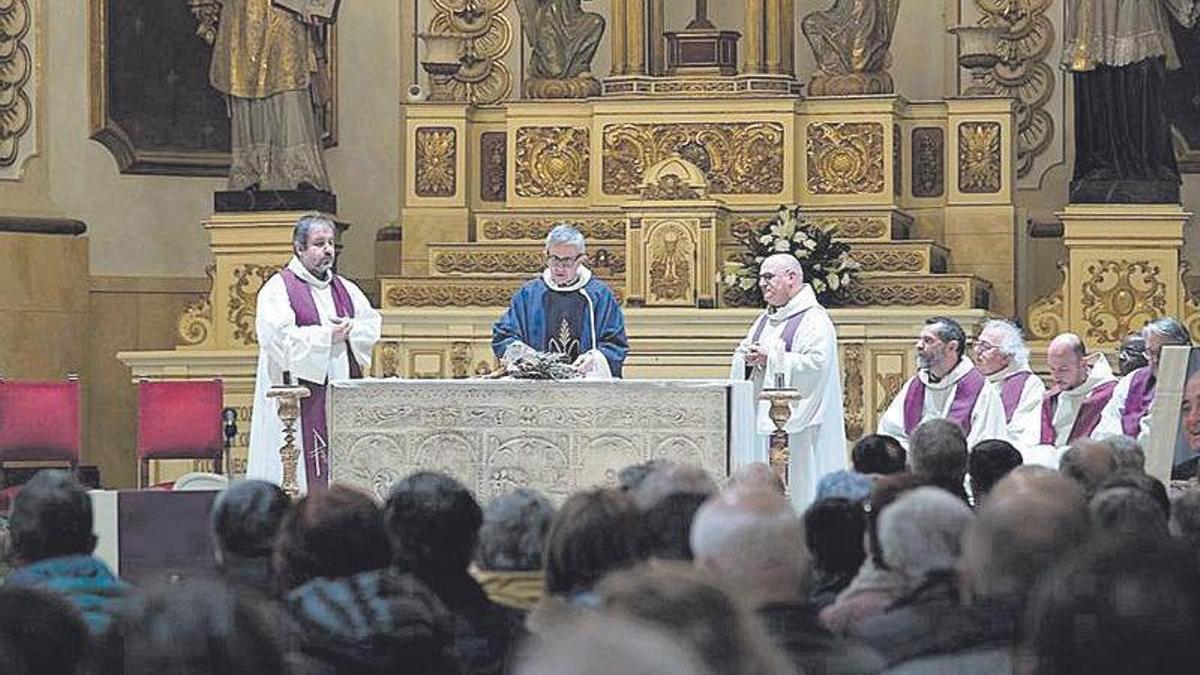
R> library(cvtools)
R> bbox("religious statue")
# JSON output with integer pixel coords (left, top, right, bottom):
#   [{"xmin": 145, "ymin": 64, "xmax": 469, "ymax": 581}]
[
  {"xmin": 194, "ymin": 0, "xmax": 333, "ymax": 192},
  {"xmin": 515, "ymin": 0, "xmax": 605, "ymax": 98},
  {"xmin": 801, "ymin": 0, "xmax": 901, "ymax": 96},
  {"xmin": 1062, "ymin": 0, "xmax": 1198, "ymax": 203}
]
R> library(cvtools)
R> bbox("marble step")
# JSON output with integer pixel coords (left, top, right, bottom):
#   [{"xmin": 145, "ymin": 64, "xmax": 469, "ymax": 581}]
[{"xmin": 848, "ymin": 241, "xmax": 948, "ymax": 275}]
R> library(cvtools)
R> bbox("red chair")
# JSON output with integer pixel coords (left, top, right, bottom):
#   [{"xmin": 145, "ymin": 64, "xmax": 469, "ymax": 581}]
[
  {"xmin": 137, "ymin": 380, "xmax": 225, "ymax": 488},
  {"xmin": 0, "ymin": 377, "xmax": 82, "ymax": 510}
]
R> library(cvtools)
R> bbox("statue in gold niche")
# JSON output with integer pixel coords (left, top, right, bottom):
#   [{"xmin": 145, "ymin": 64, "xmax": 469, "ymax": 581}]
[
  {"xmin": 801, "ymin": 0, "xmax": 901, "ymax": 96},
  {"xmin": 515, "ymin": 0, "xmax": 605, "ymax": 98}
]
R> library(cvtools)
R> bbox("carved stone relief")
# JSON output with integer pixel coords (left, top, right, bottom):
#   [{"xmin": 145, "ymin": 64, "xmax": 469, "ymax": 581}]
[
  {"xmin": 1080, "ymin": 260, "xmax": 1167, "ymax": 345},
  {"xmin": 0, "ymin": 0, "xmax": 34, "ymax": 176},
  {"xmin": 958, "ymin": 122, "xmax": 1002, "ymax": 194},
  {"xmin": 806, "ymin": 122, "xmax": 885, "ymax": 194},
  {"xmin": 646, "ymin": 221, "xmax": 695, "ymax": 305},
  {"xmin": 415, "ymin": 127, "xmax": 457, "ymax": 198},
  {"xmin": 514, "ymin": 126, "xmax": 589, "ymax": 198},
  {"xmin": 842, "ymin": 344, "xmax": 865, "ymax": 441},
  {"xmin": 228, "ymin": 264, "xmax": 276, "ymax": 346},
  {"xmin": 911, "ymin": 127, "xmax": 944, "ymax": 198},
  {"xmin": 428, "ymin": 0, "xmax": 514, "ymax": 104},
  {"xmin": 480, "ymin": 131, "xmax": 506, "ymax": 202},
  {"xmin": 478, "ymin": 217, "xmax": 626, "ymax": 241}
]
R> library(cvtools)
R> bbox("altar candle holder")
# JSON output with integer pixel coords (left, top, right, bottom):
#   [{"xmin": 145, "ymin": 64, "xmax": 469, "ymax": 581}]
[
  {"xmin": 758, "ymin": 383, "xmax": 801, "ymax": 493},
  {"xmin": 267, "ymin": 379, "xmax": 310, "ymax": 500}
]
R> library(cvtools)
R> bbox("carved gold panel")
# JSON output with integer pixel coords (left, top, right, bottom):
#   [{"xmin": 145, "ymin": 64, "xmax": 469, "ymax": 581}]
[
  {"xmin": 893, "ymin": 125, "xmax": 902, "ymax": 197},
  {"xmin": 178, "ymin": 264, "xmax": 216, "ymax": 348},
  {"xmin": 428, "ymin": 0, "xmax": 514, "ymax": 105},
  {"xmin": 645, "ymin": 220, "xmax": 697, "ymax": 306},
  {"xmin": 1079, "ymin": 260, "xmax": 1168, "ymax": 345},
  {"xmin": 227, "ymin": 264, "xmax": 276, "ymax": 346},
  {"xmin": 431, "ymin": 246, "xmax": 626, "ymax": 276},
  {"xmin": 385, "ymin": 281, "xmax": 518, "ymax": 308},
  {"xmin": 415, "ymin": 127, "xmax": 457, "ymax": 198},
  {"xmin": 873, "ymin": 352, "xmax": 909, "ymax": 416},
  {"xmin": 810, "ymin": 216, "xmax": 890, "ymax": 241},
  {"xmin": 958, "ymin": 122, "xmax": 1002, "ymax": 194},
  {"xmin": 376, "ymin": 341, "xmax": 403, "ymax": 378},
  {"xmin": 477, "ymin": 216, "xmax": 626, "ymax": 242},
  {"xmin": 0, "ymin": 0, "xmax": 34, "ymax": 174},
  {"xmin": 513, "ymin": 126, "xmax": 590, "ymax": 198},
  {"xmin": 601, "ymin": 122, "xmax": 785, "ymax": 196},
  {"xmin": 911, "ymin": 127, "xmax": 944, "ymax": 198},
  {"xmin": 806, "ymin": 122, "xmax": 885, "ymax": 194},
  {"xmin": 479, "ymin": 131, "xmax": 506, "ymax": 202},
  {"xmin": 850, "ymin": 248, "xmax": 929, "ymax": 273},
  {"xmin": 842, "ymin": 343, "xmax": 865, "ymax": 441}
]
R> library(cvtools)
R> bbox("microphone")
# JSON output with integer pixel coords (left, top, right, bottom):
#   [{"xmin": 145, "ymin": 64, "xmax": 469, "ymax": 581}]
[{"xmin": 221, "ymin": 407, "xmax": 238, "ymax": 448}]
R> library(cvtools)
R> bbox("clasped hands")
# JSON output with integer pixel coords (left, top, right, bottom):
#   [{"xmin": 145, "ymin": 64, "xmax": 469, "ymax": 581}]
[
  {"xmin": 744, "ymin": 343, "xmax": 771, "ymax": 368},
  {"xmin": 330, "ymin": 317, "xmax": 354, "ymax": 343}
]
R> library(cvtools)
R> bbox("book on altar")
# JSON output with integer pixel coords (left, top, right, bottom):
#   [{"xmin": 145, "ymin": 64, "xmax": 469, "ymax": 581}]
[{"xmin": 272, "ymin": 0, "xmax": 340, "ymax": 21}]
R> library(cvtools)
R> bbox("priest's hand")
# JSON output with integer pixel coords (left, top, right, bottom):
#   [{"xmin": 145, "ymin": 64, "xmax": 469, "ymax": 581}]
[
  {"xmin": 330, "ymin": 318, "xmax": 353, "ymax": 343},
  {"xmin": 745, "ymin": 343, "xmax": 769, "ymax": 368}
]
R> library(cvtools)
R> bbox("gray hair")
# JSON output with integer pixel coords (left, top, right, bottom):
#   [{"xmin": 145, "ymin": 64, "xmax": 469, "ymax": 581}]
[
  {"xmin": 631, "ymin": 463, "xmax": 718, "ymax": 512},
  {"xmin": 1169, "ymin": 489, "xmax": 1200, "ymax": 547},
  {"xmin": 475, "ymin": 489, "xmax": 556, "ymax": 571},
  {"xmin": 877, "ymin": 486, "xmax": 973, "ymax": 584},
  {"xmin": 909, "ymin": 419, "xmax": 968, "ymax": 480},
  {"xmin": 925, "ymin": 316, "xmax": 968, "ymax": 360},
  {"xmin": 1098, "ymin": 435, "xmax": 1145, "ymax": 472},
  {"xmin": 517, "ymin": 614, "xmax": 714, "ymax": 675},
  {"xmin": 1143, "ymin": 316, "xmax": 1192, "ymax": 345},
  {"xmin": 1089, "ymin": 487, "xmax": 1169, "ymax": 540},
  {"xmin": 982, "ymin": 319, "xmax": 1030, "ymax": 368},
  {"xmin": 545, "ymin": 223, "xmax": 586, "ymax": 253},
  {"xmin": 292, "ymin": 213, "xmax": 336, "ymax": 251}
]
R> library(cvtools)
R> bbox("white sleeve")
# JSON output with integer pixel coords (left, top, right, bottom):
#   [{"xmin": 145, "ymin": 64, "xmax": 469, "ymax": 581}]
[
  {"xmin": 730, "ymin": 320, "xmax": 760, "ymax": 382},
  {"xmin": 770, "ymin": 315, "xmax": 838, "ymax": 425},
  {"xmin": 877, "ymin": 378, "xmax": 913, "ymax": 448},
  {"xmin": 1092, "ymin": 374, "xmax": 1131, "ymax": 439},
  {"xmin": 1007, "ymin": 376, "xmax": 1047, "ymax": 450},
  {"xmin": 345, "ymin": 279, "xmax": 382, "ymax": 371},
  {"xmin": 255, "ymin": 275, "xmax": 332, "ymax": 384},
  {"xmin": 967, "ymin": 384, "xmax": 1011, "ymax": 448}
]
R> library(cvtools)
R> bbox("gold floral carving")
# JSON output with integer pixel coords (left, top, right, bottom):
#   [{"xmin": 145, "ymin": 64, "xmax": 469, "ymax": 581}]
[
  {"xmin": 893, "ymin": 125, "xmax": 902, "ymax": 197},
  {"xmin": 433, "ymin": 248, "xmax": 625, "ymax": 275},
  {"xmin": 480, "ymin": 131, "xmax": 506, "ymax": 202},
  {"xmin": 974, "ymin": 0, "xmax": 1055, "ymax": 179},
  {"xmin": 876, "ymin": 372, "xmax": 907, "ymax": 414},
  {"xmin": 1184, "ymin": 292, "xmax": 1200, "ymax": 345},
  {"xmin": 478, "ymin": 217, "xmax": 626, "ymax": 241},
  {"xmin": 850, "ymin": 249, "xmax": 927, "ymax": 273},
  {"xmin": 1026, "ymin": 264, "xmax": 1065, "ymax": 340},
  {"xmin": 806, "ymin": 122, "xmax": 885, "ymax": 194},
  {"xmin": 810, "ymin": 216, "xmax": 888, "ymax": 239},
  {"xmin": 845, "ymin": 282, "xmax": 967, "ymax": 307},
  {"xmin": 514, "ymin": 126, "xmax": 589, "ymax": 198},
  {"xmin": 958, "ymin": 122, "xmax": 1002, "ymax": 194},
  {"xmin": 450, "ymin": 341, "xmax": 473, "ymax": 378},
  {"xmin": 647, "ymin": 223, "xmax": 695, "ymax": 304},
  {"xmin": 842, "ymin": 344, "xmax": 864, "ymax": 441},
  {"xmin": 377, "ymin": 341, "xmax": 402, "ymax": 378},
  {"xmin": 731, "ymin": 216, "xmax": 773, "ymax": 239},
  {"xmin": 641, "ymin": 174, "xmax": 702, "ymax": 201},
  {"xmin": 0, "ymin": 0, "xmax": 33, "ymax": 168},
  {"xmin": 602, "ymin": 122, "xmax": 785, "ymax": 195},
  {"xmin": 428, "ymin": 0, "xmax": 514, "ymax": 104},
  {"xmin": 386, "ymin": 284, "xmax": 518, "ymax": 308},
  {"xmin": 228, "ymin": 264, "xmax": 277, "ymax": 346},
  {"xmin": 1080, "ymin": 260, "xmax": 1167, "ymax": 345},
  {"xmin": 911, "ymin": 127, "xmax": 945, "ymax": 198},
  {"xmin": 177, "ymin": 264, "xmax": 216, "ymax": 347},
  {"xmin": 415, "ymin": 127, "xmax": 457, "ymax": 197}
]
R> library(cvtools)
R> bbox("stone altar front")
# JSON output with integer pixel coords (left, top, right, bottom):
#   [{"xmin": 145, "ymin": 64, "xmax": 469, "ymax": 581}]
[{"xmin": 328, "ymin": 378, "xmax": 754, "ymax": 503}]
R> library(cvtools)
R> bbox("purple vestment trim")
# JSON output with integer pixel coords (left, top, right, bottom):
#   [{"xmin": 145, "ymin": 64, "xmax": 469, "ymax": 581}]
[
  {"xmin": 1122, "ymin": 366, "xmax": 1156, "ymax": 437},
  {"xmin": 903, "ymin": 366, "xmax": 985, "ymax": 438},
  {"xmin": 999, "ymin": 371, "xmax": 1033, "ymax": 423},
  {"xmin": 1039, "ymin": 380, "xmax": 1118, "ymax": 445}
]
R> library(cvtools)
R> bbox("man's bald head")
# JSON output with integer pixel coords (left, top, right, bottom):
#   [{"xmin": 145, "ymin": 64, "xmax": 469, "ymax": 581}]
[
  {"xmin": 726, "ymin": 463, "xmax": 785, "ymax": 495},
  {"xmin": 762, "ymin": 253, "xmax": 803, "ymax": 277},
  {"xmin": 758, "ymin": 254, "xmax": 805, "ymax": 308},
  {"xmin": 1059, "ymin": 440, "xmax": 1118, "ymax": 498},
  {"xmin": 1047, "ymin": 333, "xmax": 1088, "ymax": 391}
]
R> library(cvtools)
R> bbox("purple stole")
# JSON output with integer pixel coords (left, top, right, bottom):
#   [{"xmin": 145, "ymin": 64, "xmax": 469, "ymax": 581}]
[
  {"xmin": 281, "ymin": 268, "xmax": 362, "ymax": 490},
  {"xmin": 1121, "ymin": 367, "xmax": 1156, "ymax": 437},
  {"xmin": 749, "ymin": 308, "xmax": 810, "ymax": 351},
  {"xmin": 903, "ymin": 366, "xmax": 986, "ymax": 437},
  {"xmin": 999, "ymin": 371, "xmax": 1033, "ymax": 423},
  {"xmin": 1038, "ymin": 380, "xmax": 1118, "ymax": 445}
]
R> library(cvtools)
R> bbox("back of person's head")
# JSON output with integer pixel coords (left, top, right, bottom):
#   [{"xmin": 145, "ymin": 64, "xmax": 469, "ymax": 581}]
[
  {"xmin": 1022, "ymin": 537, "xmax": 1200, "ymax": 675},
  {"xmin": 804, "ymin": 497, "xmax": 867, "ymax": 578},
  {"xmin": 211, "ymin": 479, "xmax": 290, "ymax": 559},
  {"xmin": 9, "ymin": 470, "xmax": 95, "ymax": 564},
  {"xmin": 852, "ymin": 434, "xmax": 907, "ymax": 475},
  {"xmin": 597, "ymin": 563, "xmax": 794, "ymax": 675},
  {"xmin": 384, "ymin": 471, "xmax": 482, "ymax": 578},
  {"xmin": 93, "ymin": 580, "xmax": 288, "ymax": 675},
  {"xmin": 631, "ymin": 463, "xmax": 718, "ymax": 511},
  {"xmin": 1097, "ymin": 469, "xmax": 1169, "ymax": 518},
  {"xmin": 877, "ymin": 486, "xmax": 973, "ymax": 585},
  {"xmin": 273, "ymin": 484, "xmax": 390, "ymax": 591},
  {"xmin": 961, "ymin": 470, "xmax": 1089, "ymax": 603},
  {"xmin": 631, "ymin": 463, "xmax": 718, "ymax": 561},
  {"xmin": 1098, "ymin": 435, "xmax": 1145, "ymax": 472},
  {"xmin": 516, "ymin": 614, "xmax": 714, "ymax": 675},
  {"xmin": 1059, "ymin": 439, "xmax": 1118, "ymax": 498},
  {"xmin": 864, "ymin": 472, "xmax": 925, "ymax": 569},
  {"xmin": 909, "ymin": 419, "xmax": 968, "ymax": 483},
  {"xmin": 1089, "ymin": 486, "xmax": 1169, "ymax": 541},
  {"xmin": 726, "ymin": 462, "xmax": 785, "ymax": 494},
  {"xmin": 0, "ymin": 587, "xmax": 87, "ymax": 675},
  {"xmin": 1170, "ymin": 489, "xmax": 1200, "ymax": 551},
  {"xmin": 616, "ymin": 459, "xmax": 669, "ymax": 493},
  {"xmin": 968, "ymin": 439, "xmax": 1023, "ymax": 500},
  {"xmin": 814, "ymin": 470, "xmax": 874, "ymax": 502},
  {"xmin": 691, "ymin": 489, "xmax": 806, "ymax": 602},
  {"xmin": 543, "ymin": 489, "xmax": 649, "ymax": 597},
  {"xmin": 475, "ymin": 488, "xmax": 554, "ymax": 572}
]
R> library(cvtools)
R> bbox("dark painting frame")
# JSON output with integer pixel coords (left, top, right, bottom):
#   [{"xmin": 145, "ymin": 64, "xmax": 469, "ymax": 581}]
[{"xmin": 88, "ymin": 0, "xmax": 337, "ymax": 177}]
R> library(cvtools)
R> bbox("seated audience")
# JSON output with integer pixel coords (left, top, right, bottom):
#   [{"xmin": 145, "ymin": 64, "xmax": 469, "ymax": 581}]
[
  {"xmin": 278, "ymin": 485, "xmax": 458, "ymax": 673},
  {"xmin": 1099, "ymin": 434, "xmax": 1145, "ymax": 472},
  {"xmin": 851, "ymin": 435, "xmax": 907, "ymax": 475},
  {"xmin": 472, "ymin": 488, "xmax": 555, "ymax": 618},
  {"xmin": 849, "ymin": 487, "xmax": 974, "ymax": 664},
  {"xmin": 815, "ymin": 471, "xmax": 874, "ymax": 503},
  {"xmin": 1088, "ymin": 486, "xmax": 1170, "ymax": 541},
  {"xmin": 1169, "ymin": 489, "xmax": 1200, "ymax": 555},
  {"xmin": 615, "ymin": 459, "xmax": 669, "ymax": 493},
  {"xmin": 967, "ymin": 439, "xmax": 1023, "ymax": 503},
  {"xmin": 516, "ymin": 614, "xmax": 713, "ymax": 675},
  {"xmin": 803, "ymin": 497, "xmax": 868, "ymax": 610},
  {"xmin": 727, "ymin": 462, "xmax": 786, "ymax": 494},
  {"xmin": 631, "ymin": 462, "xmax": 718, "ymax": 561},
  {"xmin": 692, "ymin": 489, "xmax": 883, "ymax": 674},
  {"xmin": 907, "ymin": 420, "xmax": 970, "ymax": 503},
  {"xmin": 210, "ymin": 479, "xmax": 291, "ymax": 595},
  {"xmin": 386, "ymin": 472, "xmax": 525, "ymax": 675},
  {"xmin": 1096, "ymin": 469, "xmax": 1169, "ymax": 518},
  {"xmin": 4, "ymin": 470, "xmax": 130, "ymax": 634},
  {"xmin": 1021, "ymin": 537, "xmax": 1200, "ymax": 675},
  {"xmin": 0, "ymin": 586, "xmax": 88, "ymax": 675},
  {"xmin": 598, "ymin": 562, "xmax": 796, "ymax": 675},
  {"xmin": 1058, "ymin": 439, "xmax": 1118, "ymax": 498}
]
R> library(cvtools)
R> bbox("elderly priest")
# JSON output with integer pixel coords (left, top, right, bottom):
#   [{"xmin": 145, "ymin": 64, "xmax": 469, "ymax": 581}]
[
  {"xmin": 730, "ymin": 253, "xmax": 847, "ymax": 509},
  {"xmin": 492, "ymin": 223, "xmax": 628, "ymax": 377},
  {"xmin": 247, "ymin": 214, "xmax": 381, "ymax": 493}
]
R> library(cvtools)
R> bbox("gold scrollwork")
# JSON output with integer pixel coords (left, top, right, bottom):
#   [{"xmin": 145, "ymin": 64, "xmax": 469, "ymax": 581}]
[
  {"xmin": 811, "ymin": 216, "xmax": 888, "ymax": 239},
  {"xmin": 806, "ymin": 122, "xmax": 885, "ymax": 194},
  {"xmin": 647, "ymin": 223, "xmax": 695, "ymax": 304},
  {"xmin": 478, "ymin": 217, "xmax": 626, "ymax": 241},
  {"xmin": 0, "ymin": 0, "xmax": 33, "ymax": 168},
  {"xmin": 514, "ymin": 126, "xmax": 590, "ymax": 198},
  {"xmin": 911, "ymin": 127, "xmax": 945, "ymax": 198},
  {"xmin": 876, "ymin": 372, "xmax": 907, "ymax": 414},
  {"xmin": 377, "ymin": 341, "xmax": 402, "ymax": 377},
  {"xmin": 386, "ymin": 283, "xmax": 517, "ymax": 308},
  {"xmin": 1026, "ymin": 263, "xmax": 1065, "ymax": 340},
  {"xmin": 602, "ymin": 122, "xmax": 785, "ymax": 196},
  {"xmin": 850, "ymin": 249, "xmax": 927, "ymax": 273},
  {"xmin": 434, "ymin": 248, "xmax": 625, "ymax": 275},
  {"xmin": 842, "ymin": 344, "xmax": 864, "ymax": 441},
  {"xmin": 177, "ymin": 263, "xmax": 215, "ymax": 347},
  {"xmin": 1080, "ymin": 260, "xmax": 1167, "ymax": 345},
  {"xmin": 845, "ymin": 282, "xmax": 967, "ymax": 307},
  {"xmin": 480, "ymin": 131, "xmax": 506, "ymax": 202},
  {"xmin": 228, "ymin": 264, "xmax": 277, "ymax": 346},
  {"xmin": 450, "ymin": 341, "xmax": 472, "ymax": 378},
  {"xmin": 958, "ymin": 122, "xmax": 1002, "ymax": 194},
  {"xmin": 428, "ymin": 0, "xmax": 514, "ymax": 104},
  {"xmin": 415, "ymin": 127, "xmax": 457, "ymax": 197}
]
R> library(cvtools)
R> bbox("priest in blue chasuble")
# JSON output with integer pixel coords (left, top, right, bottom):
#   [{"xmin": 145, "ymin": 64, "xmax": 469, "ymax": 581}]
[{"xmin": 492, "ymin": 224, "xmax": 629, "ymax": 377}]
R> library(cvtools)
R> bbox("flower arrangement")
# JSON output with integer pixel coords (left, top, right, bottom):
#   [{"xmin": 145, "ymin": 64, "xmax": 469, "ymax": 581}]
[{"xmin": 721, "ymin": 205, "xmax": 859, "ymax": 307}]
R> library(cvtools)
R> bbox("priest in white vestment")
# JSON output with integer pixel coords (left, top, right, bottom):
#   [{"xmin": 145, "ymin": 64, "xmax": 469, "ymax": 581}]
[
  {"xmin": 877, "ymin": 316, "xmax": 1008, "ymax": 450},
  {"xmin": 973, "ymin": 318, "xmax": 1045, "ymax": 452},
  {"xmin": 247, "ymin": 214, "xmax": 381, "ymax": 493},
  {"xmin": 730, "ymin": 254, "xmax": 847, "ymax": 510},
  {"xmin": 1094, "ymin": 316, "xmax": 1192, "ymax": 443},
  {"xmin": 1024, "ymin": 333, "xmax": 1118, "ymax": 467}
]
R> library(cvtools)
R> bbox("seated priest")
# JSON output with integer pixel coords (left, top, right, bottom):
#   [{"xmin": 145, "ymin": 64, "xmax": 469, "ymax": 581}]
[
  {"xmin": 1026, "ymin": 333, "xmax": 1118, "ymax": 467},
  {"xmin": 730, "ymin": 253, "xmax": 846, "ymax": 510},
  {"xmin": 1094, "ymin": 316, "xmax": 1192, "ymax": 442},
  {"xmin": 877, "ymin": 316, "xmax": 1008, "ymax": 449},
  {"xmin": 972, "ymin": 318, "xmax": 1045, "ymax": 451},
  {"xmin": 247, "ymin": 213, "xmax": 381, "ymax": 493},
  {"xmin": 492, "ymin": 223, "xmax": 628, "ymax": 377}
]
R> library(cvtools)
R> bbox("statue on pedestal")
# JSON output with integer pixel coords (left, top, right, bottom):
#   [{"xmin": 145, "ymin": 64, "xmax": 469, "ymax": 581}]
[
  {"xmin": 515, "ymin": 0, "xmax": 605, "ymax": 98},
  {"xmin": 801, "ymin": 0, "xmax": 901, "ymax": 96},
  {"xmin": 1063, "ymin": 0, "xmax": 1198, "ymax": 203}
]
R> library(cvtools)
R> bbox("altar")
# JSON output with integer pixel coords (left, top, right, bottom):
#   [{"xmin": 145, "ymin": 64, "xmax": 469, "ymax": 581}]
[{"xmin": 327, "ymin": 378, "xmax": 755, "ymax": 503}]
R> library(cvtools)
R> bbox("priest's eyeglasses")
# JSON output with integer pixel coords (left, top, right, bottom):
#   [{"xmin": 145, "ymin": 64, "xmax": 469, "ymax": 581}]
[
  {"xmin": 974, "ymin": 340, "xmax": 999, "ymax": 354},
  {"xmin": 546, "ymin": 253, "xmax": 583, "ymax": 268}
]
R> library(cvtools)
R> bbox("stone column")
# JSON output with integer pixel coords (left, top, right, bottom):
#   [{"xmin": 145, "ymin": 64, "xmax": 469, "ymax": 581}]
[
  {"xmin": 744, "ymin": 0, "xmax": 763, "ymax": 74},
  {"xmin": 764, "ymin": 0, "xmax": 782, "ymax": 74},
  {"xmin": 648, "ymin": 0, "xmax": 665, "ymax": 76},
  {"xmin": 611, "ymin": 0, "xmax": 628, "ymax": 75},
  {"xmin": 626, "ymin": 0, "xmax": 646, "ymax": 75}
]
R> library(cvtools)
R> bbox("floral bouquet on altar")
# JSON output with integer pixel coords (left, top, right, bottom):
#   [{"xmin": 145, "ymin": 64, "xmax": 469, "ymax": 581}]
[{"xmin": 721, "ymin": 205, "xmax": 859, "ymax": 307}]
